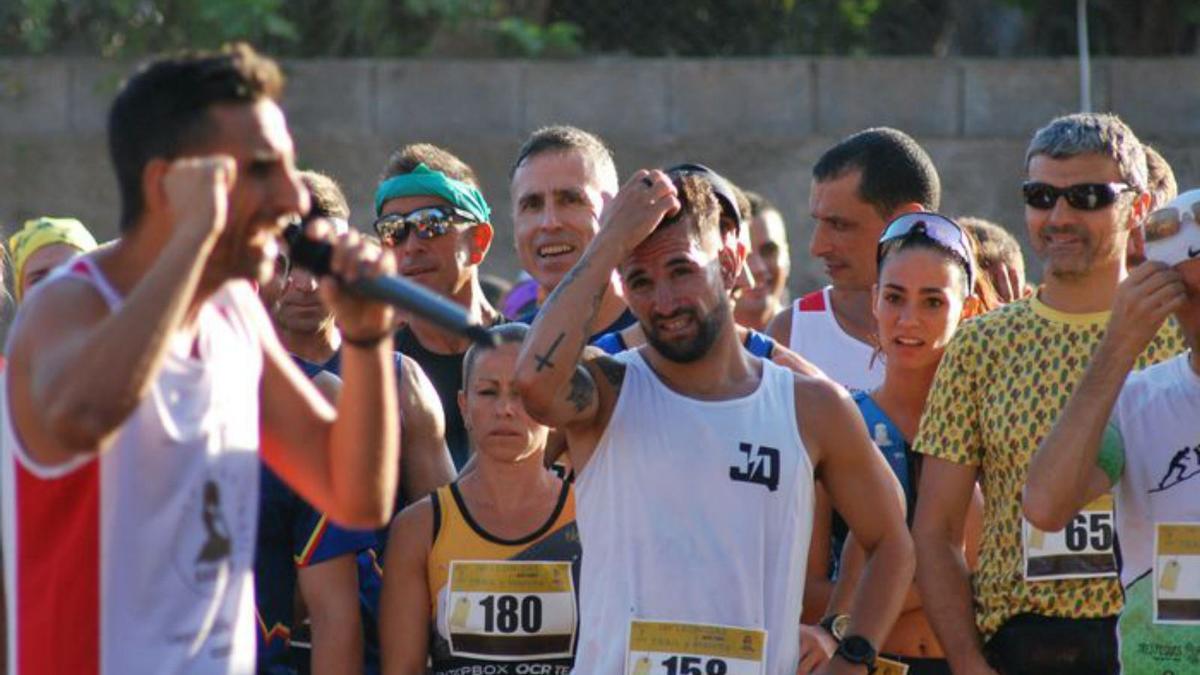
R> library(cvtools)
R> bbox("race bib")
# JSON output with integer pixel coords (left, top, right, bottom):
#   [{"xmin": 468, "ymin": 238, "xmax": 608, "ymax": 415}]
[
  {"xmin": 625, "ymin": 620, "xmax": 767, "ymax": 675},
  {"xmin": 1154, "ymin": 523, "xmax": 1200, "ymax": 624},
  {"xmin": 446, "ymin": 561, "xmax": 576, "ymax": 660},
  {"xmin": 874, "ymin": 656, "xmax": 909, "ymax": 674},
  {"xmin": 1023, "ymin": 494, "xmax": 1117, "ymax": 581}
]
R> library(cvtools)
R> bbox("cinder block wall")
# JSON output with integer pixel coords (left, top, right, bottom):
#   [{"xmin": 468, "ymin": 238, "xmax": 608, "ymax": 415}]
[{"xmin": 2, "ymin": 57, "xmax": 1198, "ymax": 297}]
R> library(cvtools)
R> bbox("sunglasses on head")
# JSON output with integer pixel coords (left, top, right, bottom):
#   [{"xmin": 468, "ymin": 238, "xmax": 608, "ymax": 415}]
[
  {"xmin": 877, "ymin": 212, "xmax": 975, "ymax": 289},
  {"xmin": 1022, "ymin": 181, "xmax": 1133, "ymax": 211},
  {"xmin": 373, "ymin": 206, "xmax": 479, "ymax": 247},
  {"xmin": 1144, "ymin": 201, "xmax": 1200, "ymax": 244}
]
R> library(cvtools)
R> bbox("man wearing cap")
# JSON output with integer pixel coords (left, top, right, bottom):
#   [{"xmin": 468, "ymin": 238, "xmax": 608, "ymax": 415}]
[
  {"xmin": 912, "ymin": 113, "xmax": 1184, "ymax": 675},
  {"xmin": 509, "ymin": 125, "xmax": 635, "ymax": 342},
  {"xmin": 373, "ymin": 143, "xmax": 501, "ymax": 470},
  {"xmin": 766, "ymin": 127, "xmax": 938, "ymax": 392},
  {"xmin": 8, "ymin": 216, "xmax": 99, "ymax": 303},
  {"xmin": 1024, "ymin": 187, "xmax": 1200, "ymax": 674}
]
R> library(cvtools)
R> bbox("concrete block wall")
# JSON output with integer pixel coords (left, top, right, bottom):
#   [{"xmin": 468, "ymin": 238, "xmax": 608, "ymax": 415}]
[{"xmin": 2, "ymin": 56, "xmax": 1198, "ymax": 300}]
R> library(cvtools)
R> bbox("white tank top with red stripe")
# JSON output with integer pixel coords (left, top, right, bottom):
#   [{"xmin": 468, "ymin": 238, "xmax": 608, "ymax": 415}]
[
  {"xmin": 1, "ymin": 256, "xmax": 264, "ymax": 674},
  {"xmin": 788, "ymin": 286, "xmax": 883, "ymax": 392}
]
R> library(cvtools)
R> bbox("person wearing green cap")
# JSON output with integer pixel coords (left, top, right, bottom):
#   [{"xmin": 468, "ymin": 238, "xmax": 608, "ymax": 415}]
[
  {"xmin": 7, "ymin": 216, "xmax": 99, "ymax": 303},
  {"xmin": 373, "ymin": 143, "xmax": 503, "ymax": 470}
]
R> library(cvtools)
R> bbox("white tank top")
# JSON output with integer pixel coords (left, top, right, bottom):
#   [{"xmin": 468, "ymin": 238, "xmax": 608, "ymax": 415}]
[
  {"xmin": 1, "ymin": 257, "xmax": 264, "ymax": 674},
  {"xmin": 574, "ymin": 350, "xmax": 814, "ymax": 675},
  {"xmin": 1111, "ymin": 354, "xmax": 1200, "ymax": 588},
  {"xmin": 788, "ymin": 286, "xmax": 883, "ymax": 392}
]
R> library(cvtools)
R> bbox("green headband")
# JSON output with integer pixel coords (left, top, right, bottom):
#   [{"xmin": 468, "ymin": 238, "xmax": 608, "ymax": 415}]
[{"xmin": 374, "ymin": 163, "xmax": 491, "ymax": 222}]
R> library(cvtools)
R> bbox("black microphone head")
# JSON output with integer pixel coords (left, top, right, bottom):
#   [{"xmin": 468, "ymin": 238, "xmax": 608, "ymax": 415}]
[{"xmin": 283, "ymin": 222, "xmax": 333, "ymax": 276}]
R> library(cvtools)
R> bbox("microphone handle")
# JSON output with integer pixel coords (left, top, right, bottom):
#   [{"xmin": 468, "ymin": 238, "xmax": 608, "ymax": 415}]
[{"xmin": 284, "ymin": 224, "xmax": 496, "ymax": 346}]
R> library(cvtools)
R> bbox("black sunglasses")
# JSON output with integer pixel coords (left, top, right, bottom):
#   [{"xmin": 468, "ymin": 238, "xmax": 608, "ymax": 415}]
[
  {"xmin": 373, "ymin": 206, "xmax": 480, "ymax": 247},
  {"xmin": 1022, "ymin": 181, "xmax": 1133, "ymax": 211}
]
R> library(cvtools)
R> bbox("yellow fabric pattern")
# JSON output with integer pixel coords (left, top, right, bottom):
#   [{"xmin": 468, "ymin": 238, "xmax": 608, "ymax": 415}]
[
  {"xmin": 8, "ymin": 217, "xmax": 98, "ymax": 301},
  {"xmin": 913, "ymin": 294, "xmax": 1184, "ymax": 638},
  {"xmin": 427, "ymin": 482, "xmax": 577, "ymax": 618}
]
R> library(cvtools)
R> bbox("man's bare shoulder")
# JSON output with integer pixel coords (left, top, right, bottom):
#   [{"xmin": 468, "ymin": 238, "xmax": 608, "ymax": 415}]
[
  {"xmin": 765, "ymin": 303, "xmax": 793, "ymax": 345},
  {"xmin": 791, "ymin": 371, "xmax": 852, "ymax": 412},
  {"xmin": 8, "ymin": 275, "xmax": 111, "ymax": 358}
]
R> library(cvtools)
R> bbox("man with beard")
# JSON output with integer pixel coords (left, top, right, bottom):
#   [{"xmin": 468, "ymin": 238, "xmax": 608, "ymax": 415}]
[
  {"xmin": 912, "ymin": 113, "xmax": 1185, "ymax": 675},
  {"xmin": 514, "ymin": 171, "xmax": 913, "ymax": 674}
]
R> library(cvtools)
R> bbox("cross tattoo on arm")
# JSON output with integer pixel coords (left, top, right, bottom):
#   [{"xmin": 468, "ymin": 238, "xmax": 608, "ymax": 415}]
[{"xmin": 534, "ymin": 332, "xmax": 566, "ymax": 372}]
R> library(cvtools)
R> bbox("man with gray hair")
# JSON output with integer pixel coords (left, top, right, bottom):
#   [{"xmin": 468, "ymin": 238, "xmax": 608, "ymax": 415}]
[{"xmin": 912, "ymin": 113, "xmax": 1184, "ymax": 674}]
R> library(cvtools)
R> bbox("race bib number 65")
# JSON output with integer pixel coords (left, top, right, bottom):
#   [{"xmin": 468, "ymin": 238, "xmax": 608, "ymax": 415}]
[
  {"xmin": 625, "ymin": 620, "xmax": 766, "ymax": 675},
  {"xmin": 1023, "ymin": 494, "xmax": 1118, "ymax": 581}
]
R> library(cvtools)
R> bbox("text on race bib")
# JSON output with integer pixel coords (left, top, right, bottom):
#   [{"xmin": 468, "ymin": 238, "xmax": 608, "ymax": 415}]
[
  {"xmin": 447, "ymin": 561, "xmax": 576, "ymax": 661},
  {"xmin": 1023, "ymin": 494, "xmax": 1118, "ymax": 581},
  {"xmin": 625, "ymin": 620, "xmax": 766, "ymax": 675}
]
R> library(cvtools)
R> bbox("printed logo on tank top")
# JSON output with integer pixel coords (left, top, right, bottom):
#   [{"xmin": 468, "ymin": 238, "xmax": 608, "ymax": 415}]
[
  {"xmin": 1151, "ymin": 443, "xmax": 1200, "ymax": 494},
  {"xmin": 729, "ymin": 443, "xmax": 780, "ymax": 492},
  {"xmin": 172, "ymin": 465, "xmax": 256, "ymax": 594}
]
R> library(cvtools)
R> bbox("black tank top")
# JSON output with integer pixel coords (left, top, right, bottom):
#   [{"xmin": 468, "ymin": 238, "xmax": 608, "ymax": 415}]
[{"xmin": 394, "ymin": 326, "xmax": 471, "ymax": 470}]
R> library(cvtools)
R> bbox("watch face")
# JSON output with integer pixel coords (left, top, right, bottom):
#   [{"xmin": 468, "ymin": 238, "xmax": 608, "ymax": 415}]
[
  {"xmin": 838, "ymin": 635, "xmax": 876, "ymax": 663},
  {"xmin": 832, "ymin": 615, "xmax": 850, "ymax": 640}
]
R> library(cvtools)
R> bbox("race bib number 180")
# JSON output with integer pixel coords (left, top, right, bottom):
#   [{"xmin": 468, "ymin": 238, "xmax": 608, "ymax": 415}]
[
  {"xmin": 625, "ymin": 620, "xmax": 766, "ymax": 675},
  {"xmin": 1023, "ymin": 494, "xmax": 1118, "ymax": 581},
  {"xmin": 446, "ymin": 561, "xmax": 576, "ymax": 660}
]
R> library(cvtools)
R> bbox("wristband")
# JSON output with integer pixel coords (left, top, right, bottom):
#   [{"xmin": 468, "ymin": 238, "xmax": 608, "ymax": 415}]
[{"xmin": 340, "ymin": 329, "xmax": 392, "ymax": 349}]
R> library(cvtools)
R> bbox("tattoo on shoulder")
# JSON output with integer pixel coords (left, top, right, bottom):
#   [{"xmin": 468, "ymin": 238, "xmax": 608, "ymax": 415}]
[
  {"xmin": 591, "ymin": 356, "xmax": 625, "ymax": 390},
  {"xmin": 566, "ymin": 369, "xmax": 595, "ymax": 413}
]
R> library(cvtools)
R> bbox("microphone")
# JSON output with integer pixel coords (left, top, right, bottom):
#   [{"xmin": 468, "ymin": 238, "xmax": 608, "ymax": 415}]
[{"xmin": 283, "ymin": 224, "xmax": 497, "ymax": 346}]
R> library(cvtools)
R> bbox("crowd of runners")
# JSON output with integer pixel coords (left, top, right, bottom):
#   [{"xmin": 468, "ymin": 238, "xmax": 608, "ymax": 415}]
[{"xmin": 1, "ymin": 43, "xmax": 1198, "ymax": 675}]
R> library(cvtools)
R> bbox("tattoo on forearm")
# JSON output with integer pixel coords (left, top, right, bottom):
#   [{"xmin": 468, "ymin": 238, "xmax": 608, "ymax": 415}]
[
  {"xmin": 592, "ymin": 357, "xmax": 626, "ymax": 390},
  {"xmin": 566, "ymin": 369, "xmax": 595, "ymax": 413},
  {"xmin": 535, "ymin": 332, "xmax": 565, "ymax": 372}
]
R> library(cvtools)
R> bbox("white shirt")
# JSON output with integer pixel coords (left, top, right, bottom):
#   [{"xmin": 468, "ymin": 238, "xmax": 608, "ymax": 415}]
[
  {"xmin": 573, "ymin": 350, "xmax": 814, "ymax": 674},
  {"xmin": 2, "ymin": 257, "xmax": 264, "ymax": 674},
  {"xmin": 788, "ymin": 286, "xmax": 883, "ymax": 392}
]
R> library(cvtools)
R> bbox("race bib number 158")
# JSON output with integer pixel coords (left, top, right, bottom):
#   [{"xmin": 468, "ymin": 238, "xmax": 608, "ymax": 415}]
[{"xmin": 625, "ymin": 620, "xmax": 766, "ymax": 675}]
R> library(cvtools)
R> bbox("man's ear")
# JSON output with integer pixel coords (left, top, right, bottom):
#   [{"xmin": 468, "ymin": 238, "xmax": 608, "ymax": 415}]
[
  {"xmin": 141, "ymin": 158, "xmax": 173, "ymax": 219},
  {"xmin": 468, "ymin": 222, "xmax": 494, "ymax": 265},
  {"xmin": 1126, "ymin": 192, "xmax": 1153, "ymax": 233},
  {"xmin": 718, "ymin": 245, "xmax": 740, "ymax": 290}
]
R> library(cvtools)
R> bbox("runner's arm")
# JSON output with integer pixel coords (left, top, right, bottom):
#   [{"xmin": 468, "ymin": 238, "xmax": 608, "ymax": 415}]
[
  {"xmin": 516, "ymin": 170, "xmax": 680, "ymax": 470},
  {"xmin": 21, "ymin": 159, "xmax": 232, "ymax": 461},
  {"xmin": 911, "ymin": 458, "xmax": 994, "ymax": 675},
  {"xmin": 299, "ymin": 554, "xmax": 364, "ymax": 675},
  {"xmin": 380, "ymin": 500, "xmax": 434, "ymax": 675},
  {"xmin": 799, "ymin": 378, "xmax": 914, "ymax": 653},
  {"xmin": 398, "ymin": 355, "xmax": 455, "ymax": 504},
  {"xmin": 1024, "ymin": 262, "xmax": 1183, "ymax": 530},
  {"xmin": 803, "ymin": 484, "xmax": 835, "ymax": 623}
]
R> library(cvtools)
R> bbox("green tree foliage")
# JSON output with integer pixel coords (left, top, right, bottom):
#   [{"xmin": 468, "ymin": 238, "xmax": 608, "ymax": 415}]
[{"xmin": 1, "ymin": 0, "xmax": 1196, "ymax": 57}]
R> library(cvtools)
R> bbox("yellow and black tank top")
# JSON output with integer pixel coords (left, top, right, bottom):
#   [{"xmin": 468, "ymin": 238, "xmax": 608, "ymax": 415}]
[{"xmin": 427, "ymin": 480, "xmax": 581, "ymax": 675}]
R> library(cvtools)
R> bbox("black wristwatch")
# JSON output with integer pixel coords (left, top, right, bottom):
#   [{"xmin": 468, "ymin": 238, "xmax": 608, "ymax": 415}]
[
  {"xmin": 818, "ymin": 613, "xmax": 850, "ymax": 641},
  {"xmin": 834, "ymin": 635, "xmax": 877, "ymax": 671}
]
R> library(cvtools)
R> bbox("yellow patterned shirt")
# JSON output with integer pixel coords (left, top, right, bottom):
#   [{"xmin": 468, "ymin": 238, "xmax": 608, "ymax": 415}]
[{"xmin": 913, "ymin": 294, "xmax": 1184, "ymax": 638}]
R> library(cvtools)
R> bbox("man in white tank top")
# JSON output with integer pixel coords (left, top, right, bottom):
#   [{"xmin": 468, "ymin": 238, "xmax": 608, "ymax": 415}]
[
  {"xmin": 515, "ymin": 171, "xmax": 915, "ymax": 675},
  {"xmin": 1, "ymin": 46, "xmax": 401, "ymax": 674},
  {"xmin": 766, "ymin": 128, "xmax": 940, "ymax": 393},
  {"xmin": 1024, "ymin": 223, "xmax": 1200, "ymax": 673}
]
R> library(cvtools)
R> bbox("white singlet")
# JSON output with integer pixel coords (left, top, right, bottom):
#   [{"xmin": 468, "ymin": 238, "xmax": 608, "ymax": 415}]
[
  {"xmin": 1, "ymin": 257, "xmax": 264, "ymax": 674},
  {"xmin": 573, "ymin": 349, "xmax": 814, "ymax": 674},
  {"xmin": 1111, "ymin": 353, "xmax": 1200, "ymax": 588},
  {"xmin": 788, "ymin": 286, "xmax": 882, "ymax": 392}
]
